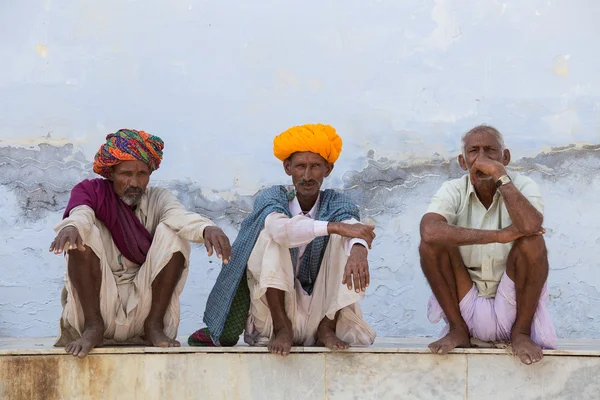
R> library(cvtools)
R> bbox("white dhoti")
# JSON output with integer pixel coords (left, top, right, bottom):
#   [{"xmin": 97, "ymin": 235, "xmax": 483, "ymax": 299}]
[
  {"xmin": 243, "ymin": 230, "xmax": 376, "ymax": 347},
  {"xmin": 55, "ymin": 221, "xmax": 190, "ymax": 346}
]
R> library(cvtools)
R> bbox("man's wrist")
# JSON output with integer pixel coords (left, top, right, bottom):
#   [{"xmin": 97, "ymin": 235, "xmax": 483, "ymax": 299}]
[
  {"xmin": 327, "ymin": 222, "xmax": 338, "ymax": 235},
  {"xmin": 350, "ymin": 243, "xmax": 368, "ymax": 253},
  {"xmin": 492, "ymin": 167, "xmax": 507, "ymax": 181},
  {"xmin": 493, "ymin": 228, "xmax": 504, "ymax": 243}
]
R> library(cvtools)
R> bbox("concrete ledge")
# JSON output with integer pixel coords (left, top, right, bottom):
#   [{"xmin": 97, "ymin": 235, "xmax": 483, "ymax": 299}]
[{"xmin": 1, "ymin": 338, "xmax": 599, "ymax": 399}]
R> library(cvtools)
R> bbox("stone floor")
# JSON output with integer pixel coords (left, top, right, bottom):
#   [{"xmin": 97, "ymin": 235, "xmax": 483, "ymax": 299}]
[{"xmin": 1, "ymin": 337, "xmax": 599, "ymax": 399}]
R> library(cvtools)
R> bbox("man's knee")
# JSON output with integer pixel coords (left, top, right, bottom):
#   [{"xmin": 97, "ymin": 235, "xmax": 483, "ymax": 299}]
[
  {"xmin": 512, "ymin": 235, "xmax": 548, "ymax": 262},
  {"xmin": 419, "ymin": 241, "xmax": 453, "ymax": 260},
  {"xmin": 67, "ymin": 245, "xmax": 99, "ymax": 263},
  {"xmin": 169, "ymin": 251, "xmax": 186, "ymax": 267},
  {"xmin": 419, "ymin": 240, "xmax": 438, "ymax": 257}
]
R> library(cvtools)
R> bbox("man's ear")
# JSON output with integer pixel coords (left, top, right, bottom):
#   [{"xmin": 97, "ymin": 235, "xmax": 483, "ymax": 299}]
[
  {"xmin": 458, "ymin": 154, "xmax": 468, "ymax": 171},
  {"xmin": 502, "ymin": 149, "xmax": 511, "ymax": 166},
  {"xmin": 283, "ymin": 158, "xmax": 292, "ymax": 176},
  {"xmin": 107, "ymin": 167, "xmax": 114, "ymax": 181},
  {"xmin": 324, "ymin": 162, "xmax": 334, "ymax": 178}
]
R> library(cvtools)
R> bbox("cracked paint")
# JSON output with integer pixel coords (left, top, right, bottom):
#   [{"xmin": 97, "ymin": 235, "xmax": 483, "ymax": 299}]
[{"xmin": 1, "ymin": 143, "xmax": 600, "ymax": 339}]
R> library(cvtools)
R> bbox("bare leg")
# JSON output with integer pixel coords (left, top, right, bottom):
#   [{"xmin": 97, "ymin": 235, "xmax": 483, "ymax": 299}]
[
  {"xmin": 144, "ymin": 252, "xmax": 185, "ymax": 347},
  {"xmin": 505, "ymin": 236, "xmax": 549, "ymax": 365},
  {"xmin": 266, "ymin": 288, "xmax": 294, "ymax": 356},
  {"xmin": 65, "ymin": 246, "xmax": 105, "ymax": 358},
  {"xmin": 419, "ymin": 241, "xmax": 474, "ymax": 354},
  {"xmin": 316, "ymin": 311, "xmax": 349, "ymax": 350}
]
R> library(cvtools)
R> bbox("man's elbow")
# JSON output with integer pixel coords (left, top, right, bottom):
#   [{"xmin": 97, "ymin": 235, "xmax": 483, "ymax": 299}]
[
  {"xmin": 419, "ymin": 223, "xmax": 437, "ymax": 245},
  {"xmin": 519, "ymin": 217, "xmax": 544, "ymax": 236}
]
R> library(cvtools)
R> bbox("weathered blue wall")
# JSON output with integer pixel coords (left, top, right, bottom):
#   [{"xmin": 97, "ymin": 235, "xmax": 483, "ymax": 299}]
[{"xmin": 1, "ymin": 0, "xmax": 599, "ymax": 338}]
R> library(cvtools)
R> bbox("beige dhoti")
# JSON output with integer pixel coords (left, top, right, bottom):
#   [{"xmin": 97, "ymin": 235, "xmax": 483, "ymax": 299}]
[
  {"xmin": 244, "ymin": 230, "xmax": 376, "ymax": 347},
  {"xmin": 55, "ymin": 221, "xmax": 190, "ymax": 346}
]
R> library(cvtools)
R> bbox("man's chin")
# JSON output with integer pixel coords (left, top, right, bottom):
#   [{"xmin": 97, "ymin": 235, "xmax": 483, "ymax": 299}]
[
  {"xmin": 121, "ymin": 196, "xmax": 141, "ymax": 206},
  {"xmin": 296, "ymin": 186, "xmax": 319, "ymax": 197}
]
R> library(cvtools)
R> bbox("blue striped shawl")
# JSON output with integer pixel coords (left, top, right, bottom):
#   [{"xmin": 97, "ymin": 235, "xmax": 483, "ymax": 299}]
[{"xmin": 202, "ymin": 185, "xmax": 360, "ymax": 344}]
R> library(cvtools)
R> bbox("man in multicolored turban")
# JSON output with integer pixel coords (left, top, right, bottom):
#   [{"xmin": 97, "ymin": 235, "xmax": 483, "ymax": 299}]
[
  {"xmin": 189, "ymin": 124, "xmax": 376, "ymax": 355},
  {"xmin": 50, "ymin": 129, "xmax": 231, "ymax": 357}
]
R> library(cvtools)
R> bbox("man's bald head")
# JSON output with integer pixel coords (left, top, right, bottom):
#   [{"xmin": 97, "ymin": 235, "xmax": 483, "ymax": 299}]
[{"xmin": 461, "ymin": 125, "xmax": 505, "ymax": 156}]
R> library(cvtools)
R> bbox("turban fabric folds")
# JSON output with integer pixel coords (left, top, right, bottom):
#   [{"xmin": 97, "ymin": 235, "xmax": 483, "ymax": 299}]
[
  {"xmin": 273, "ymin": 123, "xmax": 342, "ymax": 164},
  {"xmin": 93, "ymin": 129, "xmax": 164, "ymax": 178}
]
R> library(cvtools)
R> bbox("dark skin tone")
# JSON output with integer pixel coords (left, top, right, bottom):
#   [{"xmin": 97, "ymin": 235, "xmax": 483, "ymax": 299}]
[
  {"xmin": 419, "ymin": 130, "xmax": 548, "ymax": 365},
  {"xmin": 267, "ymin": 151, "xmax": 376, "ymax": 356},
  {"xmin": 50, "ymin": 160, "xmax": 231, "ymax": 357}
]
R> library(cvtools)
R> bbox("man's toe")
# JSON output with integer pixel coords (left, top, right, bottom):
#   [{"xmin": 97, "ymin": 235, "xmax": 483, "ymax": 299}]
[{"xmin": 519, "ymin": 354, "xmax": 532, "ymax": 365}]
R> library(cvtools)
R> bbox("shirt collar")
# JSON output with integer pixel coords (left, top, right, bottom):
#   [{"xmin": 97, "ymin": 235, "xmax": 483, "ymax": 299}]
[
  {"xmin": 289, "ymin": 193, "xmax": 320, "ymax": 219},
  {"xmin": 466, "ymin": 175, "xmax": 501, "ymax": 204}
]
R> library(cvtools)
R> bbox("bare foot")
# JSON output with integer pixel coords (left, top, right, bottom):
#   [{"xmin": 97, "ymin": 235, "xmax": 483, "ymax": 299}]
[
  {"xmin": 268, "ymin": 323, "xmax": 293, "ymax": 356},
  {"xmin": 429, "ymin": 327, "xmax": 471, "ymax": 355},
  {"xmin": 144, "ymin": 323, "xmax": 181, "ymax": 348},
  {"xmin": 317, "ymin": 327, "xmax": 349, "ymax": 350},
  {"xmin": 511, "ymin": 332, "xmax": 543, "ymax": 365},
  {"xmin": 65, "ymin": 321, "xmax": 104, "ymax": 358}
]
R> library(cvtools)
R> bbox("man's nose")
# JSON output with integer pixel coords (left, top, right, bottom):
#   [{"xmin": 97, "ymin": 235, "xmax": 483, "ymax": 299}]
[
  {"xmin": 303, "ymin": 168, "xmax": 311, "ymax": 181},
  {"xmin": 127, "ymin": 176, "xmax": 140, "ymax": 188},
  {"xmin": 476, "ymin": 148, "xmax": 488, "ymax": 160}
]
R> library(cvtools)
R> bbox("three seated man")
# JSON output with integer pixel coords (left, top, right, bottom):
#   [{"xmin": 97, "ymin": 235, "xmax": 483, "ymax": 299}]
[{"xmin": 52, "ymin": 124, "xmax": 556, "ymax": 363}]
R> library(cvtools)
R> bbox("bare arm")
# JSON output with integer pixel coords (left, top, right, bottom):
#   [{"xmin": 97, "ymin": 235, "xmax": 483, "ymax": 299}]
[
  {"xmin": 420, "ymin": 213, "xmax": 521, "ymax": 246},
  {"xmin": 497, "ymin": 182, "xmax": 543, "ymax": 234},
  {"xmin": 471, "ymin": 157, "xmax": 543, "ymax": 235}
]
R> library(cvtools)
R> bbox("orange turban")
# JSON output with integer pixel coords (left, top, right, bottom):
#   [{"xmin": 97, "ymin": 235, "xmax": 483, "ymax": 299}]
[
  {"xmin": 273, "ymin": 124, "xmax": 342, "ymax": 163},
  {"xmin": 93, "ymin": 129, "xmax": 164, "ymax": 178}
]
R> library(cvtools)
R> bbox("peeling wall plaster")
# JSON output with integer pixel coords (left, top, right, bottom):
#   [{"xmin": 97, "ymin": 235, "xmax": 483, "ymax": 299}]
[{"xmin": 1, "ymin": 0, "xmax": 599, "ymax": 338}]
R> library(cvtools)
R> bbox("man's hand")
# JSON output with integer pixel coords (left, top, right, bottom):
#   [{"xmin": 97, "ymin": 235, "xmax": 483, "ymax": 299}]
[
  {"xmin": 203, "ymin": 226, "xmax": 232, "ymax": 264},
  {"xmin": 498, "ymin": 224, "xmax": 545, "ymax": 244},
  {"xmin": 49, "ymin": 226, "xmax": 85, "ymax": 254},
  {"xmin": 470, "ymin": 157, "xmax": 507, "ymax": 185},
  {"xmin": 328, "ymin": 222, "xmax": 375, "ymax": 249},
  {"xmin": 342, "ymin": 244, "xmax": 369, "ymax": 293}
]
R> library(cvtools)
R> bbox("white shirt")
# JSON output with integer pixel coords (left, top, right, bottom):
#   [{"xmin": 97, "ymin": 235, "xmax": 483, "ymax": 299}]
[
  {"xmin": 426, "ymin": 172, "xmax": 544, "ymax": 298},
  {"xmin": 264, "ymin": 194, "xmax": 367, "ymax": 266}
]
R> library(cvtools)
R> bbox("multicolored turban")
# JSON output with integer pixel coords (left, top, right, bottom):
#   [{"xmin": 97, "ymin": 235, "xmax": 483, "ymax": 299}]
[
  {"xmin": 93, "ymin": 129, "xmax": 164, "ymax": 178},
  {"xmin": 273, "ymin": 123, "xmax": 342, "ymax": 164}
]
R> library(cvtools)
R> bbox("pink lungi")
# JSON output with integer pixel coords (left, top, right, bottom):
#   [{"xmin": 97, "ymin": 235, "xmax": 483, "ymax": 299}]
[{"xmin": 427, "ymin": 274, "xmax": 557, "ymax": 349}]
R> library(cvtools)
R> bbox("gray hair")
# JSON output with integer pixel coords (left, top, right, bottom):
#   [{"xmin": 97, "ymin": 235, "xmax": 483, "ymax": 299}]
[{"xmin": 461, "ymin": 125, "xmax": 505, "ymax": 155}]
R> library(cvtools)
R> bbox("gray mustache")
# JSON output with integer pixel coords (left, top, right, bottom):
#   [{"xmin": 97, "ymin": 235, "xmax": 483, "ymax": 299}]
[{"xmin": 125, "ymin": 188, "xmax": 143, "ymax": 195}]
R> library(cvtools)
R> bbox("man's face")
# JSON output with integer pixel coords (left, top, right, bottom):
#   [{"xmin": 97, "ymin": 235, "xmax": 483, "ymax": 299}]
[
  {"xmin": 284, "ymin": 152, "xmax": 333, "ymax": 199},
  {"xmin": 109, "ymin": 160, "xmax": 151, "ymax": 206},
  {"xmin": 460, "ymin": 131, "xmax": 508, "ymax": 182}
]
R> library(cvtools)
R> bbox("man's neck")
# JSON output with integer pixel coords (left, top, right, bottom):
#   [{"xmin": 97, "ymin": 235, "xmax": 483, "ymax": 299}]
[
  {"xmin": 474, "ymin": 181, "xmax": 497, "ymax": 209},
  {"xmin": 296, "ymin": 193, "xmax": 319, "ymax": 213}
]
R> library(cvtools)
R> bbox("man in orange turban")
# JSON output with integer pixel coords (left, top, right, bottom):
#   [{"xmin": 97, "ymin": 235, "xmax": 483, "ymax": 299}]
[
  {"xmin": 50, "ymin": 129, "xmax": 231, "ymax": 357},
  {"xmin": 191, "ymin": 124, "xmax": 377, "ymax": 356}
]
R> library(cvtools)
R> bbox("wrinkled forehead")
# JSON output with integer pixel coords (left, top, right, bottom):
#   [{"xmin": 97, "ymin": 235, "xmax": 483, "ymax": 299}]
[
  {"xmin": 113, "ymin": 160, "xmax": 150, "ymax": 173},
  {"xmin": 463, "ymin": 130, "xmax": 504, "ymax": 149},
  {"xmin": 289, "ymin": 151, "xmax": 329, "ymax": 164}
]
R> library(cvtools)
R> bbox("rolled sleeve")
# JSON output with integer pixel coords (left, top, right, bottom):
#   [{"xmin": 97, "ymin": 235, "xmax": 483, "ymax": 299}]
[
  {"xmin": 426, "ymin": 181, "xmax": 461, "ymax": 224},
  {"xmin": 54, "ymin": 205, "xmax": 96, "ymax": 245},
  {"xmin": 156, "ymin": 189, "xmax": 216, "ymax": 243}
]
